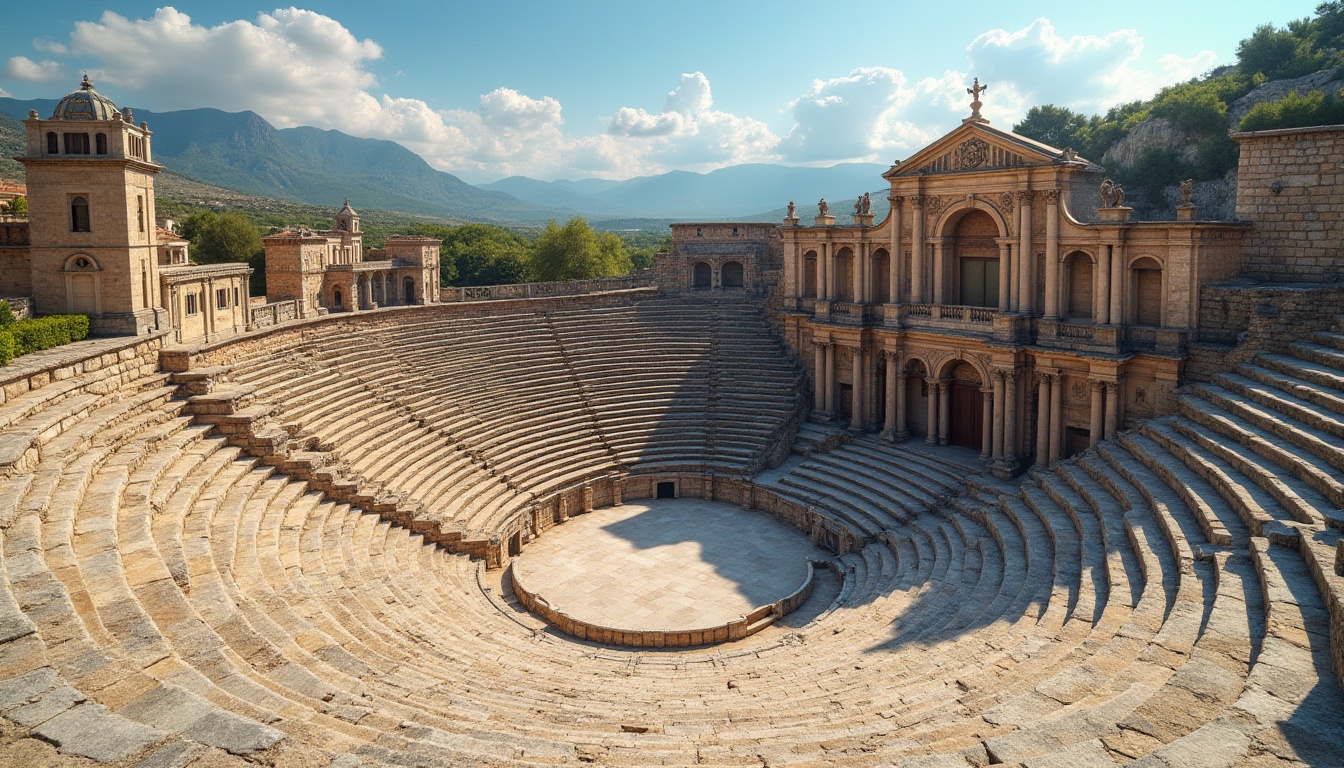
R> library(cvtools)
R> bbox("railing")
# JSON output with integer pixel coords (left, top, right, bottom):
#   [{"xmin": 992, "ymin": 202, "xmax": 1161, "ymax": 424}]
[
  {"xmin": 902, "ymin": 304, "xmax": 995, "ymax": 326},
  {"xmin": 442, "ymin": 272, "xmax": 655, "ymax": 303},
  {"xmin": 1056, "ymin": 323, "xmax": 1095, "ymax": 340},
  {"xmin": 249, "ymin": 300, "xmax": 300, "ymax": 329}
]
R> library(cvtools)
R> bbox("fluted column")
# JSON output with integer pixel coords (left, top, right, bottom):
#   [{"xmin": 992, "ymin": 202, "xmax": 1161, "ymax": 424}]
[
  {"xmin": 980, "ymin": 386, "xmax": 993, "ymax": 460},
  {"xmin": 1049, "ymin": 373, "xmax": 1063, "ymax": 464},
  {"xmin": 998, "ymin": 240, "xmax": 1012, "ymax": 312},
  {"xmin": 1035, "ymin": 373, "xmax": 1051, "ymax": 468},
  {"xmin": 1096, "ymin": 244, "xmax": 1112, "ymax": 324},
  {"xmin": 888, "ymin": 196, "xmax": 903, "ymax": 303},
  {"xmin": 883, "ymin": 352, "xmax": 898, "ymax": 436},
  {"xmin": 813, "ymin": 342, "xmax": 826, "ymax": 411},
  {"xmin": 910, "ymin": 196, "xmax": 925, "ymax": 303},
  {"xmin": 925, "ymin": 377, "xmax": 938, "ymax": 444},
  {"xmin": 937, "ymin": 381, "xmax": 950, "ymax": 446},
  {"xmin": 932, "ymin": 239, "xmax": 947, "ymax": 305},
  {"xmin": 824, "ymin": 342, "xmax": 836, "ymax": 416},
  {"xmin": 850, "ymin": 346, "xmax": 865, "ymax": 431},
  {"xmin": 1044, "ymin": 190, "xmax": 1060, "ymax": 318},
  {"xmin": 1089, "ymin": 379, "xmax": 1105, "ymax": 446},
  {"xmin": 1004, "ymin": 371, "xmax": 1019, "ymax": 461},
  {"xmin": 1109, "ymin": 240, "xmax": 1125, "ymax": 324},
  {"xmin": 895, "ymin": 368, "xmax": 909, "ymax": 440},
  {"xmin": 1017, "ymin": 191, "xmax": 1034, "ymax": 313},
  {"xmin": 1104, "ymin": 381, "xmax": 1121, "ymax": 439},
  {"xmin": 991, "ymin": 371, "xmax": 1005, "ymax": 459}
]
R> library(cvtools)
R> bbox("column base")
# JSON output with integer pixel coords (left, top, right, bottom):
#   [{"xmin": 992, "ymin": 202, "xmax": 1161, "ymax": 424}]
[{"xmin": 989, "ymin": 457, "xmax": 1024, "ymax": 479}]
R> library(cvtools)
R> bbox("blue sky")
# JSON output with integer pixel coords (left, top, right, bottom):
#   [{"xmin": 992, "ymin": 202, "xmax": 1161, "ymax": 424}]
[{"xmin": 0, "ymin": 1, "xmax": 1322, "ymax": 182}]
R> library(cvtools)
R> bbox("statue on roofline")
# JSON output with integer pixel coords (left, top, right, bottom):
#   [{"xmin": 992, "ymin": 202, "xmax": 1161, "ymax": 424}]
[
  {"xmin": 818, "ymin": 198, "xmax": 829, "ymax": 216},
  {"xmin": 1099, "ymin": 178, "xmax": 1115, "ymax": 208},
  {"xmin": 1180, "ymin": 179, "xmax": 1194, "ymax": 205},
  {"xmin": 787, "ymin": 201, "xmax": 796, "ymax": 219}
]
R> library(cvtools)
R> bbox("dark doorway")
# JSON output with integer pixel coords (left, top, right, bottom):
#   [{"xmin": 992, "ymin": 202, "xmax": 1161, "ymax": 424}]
[
  {"xmin": 693, "ymin": 262, "xmax": 712, "ymax": 288},
  {"xmin": 722, "ymin": 261, "xmax": 744, "ymax": 288},
  {"xmin": 1065, "ymin": 426, "xmax": 1091, "ymax": 458},
  {"xmin": 656, "ymin": 481, "xmax": 676, "ymax": 499},
  {"xmin": 949, "ymin": 382, "xmax": 984, "ymax": 451},
  {"xmin": 839, "ymin": 383, "xmax": 853, "ymax": 422},
  {"xmin": 508, "ymin": 531, "xmax": 522, "ymax": 557},
  {"xmin": 403, "ymin": 276, "xmax": 415, "ymax": 304}
]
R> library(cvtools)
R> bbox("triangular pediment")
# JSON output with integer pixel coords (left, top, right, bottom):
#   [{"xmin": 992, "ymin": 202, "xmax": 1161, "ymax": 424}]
[{"xmin": 884, "ymin": 121, "xmax": 1095, "ymax": 179}]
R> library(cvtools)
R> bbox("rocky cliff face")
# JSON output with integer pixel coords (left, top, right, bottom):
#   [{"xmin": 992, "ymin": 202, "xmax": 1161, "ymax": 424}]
[
  {"xmin": 1231, "ymin": 67, "xmax": 1342, "ymax": 125},
  {"xmin": 1102, "ymin": 117, "xmax": 1197, "ymax": 170}
]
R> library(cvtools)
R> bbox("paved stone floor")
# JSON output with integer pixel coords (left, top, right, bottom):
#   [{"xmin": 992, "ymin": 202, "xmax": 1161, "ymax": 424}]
[{"xmin": 512, "ymin": 499, "xmax": 829, "ymax": 632}]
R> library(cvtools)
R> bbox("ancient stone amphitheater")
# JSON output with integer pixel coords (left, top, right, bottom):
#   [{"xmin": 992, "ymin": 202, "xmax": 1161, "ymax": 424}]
[{"xmin": 0, "ymin": 290, "xmax": 1342, "ymax": 767}]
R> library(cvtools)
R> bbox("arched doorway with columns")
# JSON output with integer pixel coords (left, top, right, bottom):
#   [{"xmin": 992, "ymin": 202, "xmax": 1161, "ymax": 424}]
[
  {"xmin": 950, "ymin": 210, "xmax": 1000, "ymax": 308},
  {"xmin": 903, "ymin": 358, "xmax": 930, "ymax": 439},
  {"xmin": 944, "ymin": 361, "xmax": 987, "ymax": 453}
]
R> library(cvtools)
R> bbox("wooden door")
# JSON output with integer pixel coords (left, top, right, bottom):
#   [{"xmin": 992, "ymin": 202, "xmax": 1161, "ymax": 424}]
[{"xmin": 949, "ymin": 382, "xmax": 983, "ymax": 451}]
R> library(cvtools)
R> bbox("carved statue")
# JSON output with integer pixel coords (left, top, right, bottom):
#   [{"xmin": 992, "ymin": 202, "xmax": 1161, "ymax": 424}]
[
  {"xmin": 1113, "ymin": 184, "xmax": 1125, "ymax": 207},
  {"xmin": 1061, "ymin": 147, "xmax": 1077, "ymax": 161},
  {"xmin": 1099, "ymin": 178, "xmax": 1114, "ymax": 208},
  {"xmin": 787, "ymin": 200, "xmax": 796, "ymax": 219},
  {"xmin": 966, "ymin": 77, "xmax": 987, "ymax": 120},
  {"xmin": 862, "ymin": 192, "xmax": 872, "ymax": 215},
  {"xmin": 1180, "ymin": 179, "xmax": 1194, "ymax": 205},
  {"xmin": 854, "ymin": 197, "xmax": 863, "ymax": 215},
  {"xmin": 818, "ymin": 198, "xmax": 829, "ymax": 216}
]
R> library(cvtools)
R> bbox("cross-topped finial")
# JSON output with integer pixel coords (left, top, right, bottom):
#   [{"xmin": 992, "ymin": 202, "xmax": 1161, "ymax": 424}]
[
  {"xmin": 966, "ymin": 77, "xmax": 987, "ymax": 121},
  {"xmin": 80, "ymin": 72, "xmax": 94, "ymax": 90}
]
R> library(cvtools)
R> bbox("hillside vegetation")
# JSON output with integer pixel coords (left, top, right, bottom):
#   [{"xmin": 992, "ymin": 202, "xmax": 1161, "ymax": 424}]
[{"xmin": 1014, "ymin": 2, "xmax": 1344, "ymax": 214}]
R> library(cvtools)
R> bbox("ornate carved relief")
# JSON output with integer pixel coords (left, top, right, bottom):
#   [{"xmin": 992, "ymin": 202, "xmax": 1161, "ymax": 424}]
[
  {"xmin": 954, "ymin": 137, "xmax": 989, "ymax": 170},
  {"xmin": 999, "ymin": 192, "xmax": 1015, "ymax": 215}
]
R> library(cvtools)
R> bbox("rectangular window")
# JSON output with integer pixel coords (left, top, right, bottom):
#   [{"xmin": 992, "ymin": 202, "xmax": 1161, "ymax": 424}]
[
  {"xmin": 62, "ymin": 133, "xmax": 90, "ymax": 155},
  {"xmin": 233, "ymin": 287, "xmax": 240, "ymax": 306},
  {"xmin": 958, "ymin": 258, "xmax": 999, "ymax": 308},
  {"xmin": 185, "ymin": 293, "xmax": 199, "ymax": 315},
  {"xmin": 216, "ymin": 288, "xmax": 229, "ymax": 309}
]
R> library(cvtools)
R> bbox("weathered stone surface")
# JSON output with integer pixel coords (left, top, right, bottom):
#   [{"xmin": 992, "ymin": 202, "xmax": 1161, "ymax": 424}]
[{"xmin": 31, "ymin": 702, "xmax": 164, "ymax": 763}]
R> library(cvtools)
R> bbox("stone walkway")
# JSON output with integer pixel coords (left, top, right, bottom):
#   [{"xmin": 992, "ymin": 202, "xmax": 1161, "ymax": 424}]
[{"xmin": 512, "ymin": 499, "xmax": 827, "ymax": 632}]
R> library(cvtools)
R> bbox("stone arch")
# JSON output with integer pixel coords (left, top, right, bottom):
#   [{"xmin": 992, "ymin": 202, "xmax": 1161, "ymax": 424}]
[
  {"xmin": 692, "ymin": 261, "xmax": 712, "ymax": 289},
  {"xmin": 834, "ymin": 246, "xmax": 855, "ymax": 302},
  {"xmin": 1063, "ymin": 249, "xmax": 1095, "ymax": 321},
  {"xmin": 932, "ymin": 351, "xmax": 990, "ymax": 385},
  {"xmin": 63, "ymin": 253, "xmax": 102, "ymax": 315},
  {"xmin": 1130, "ymin": 255, "xmax": 1164, "ymax": 327},
  {"xmin": 870, "ymin": 248, "xmax": 890, "ymax": 303},
  {"xmin": 902, "ymin": 356, "xmax": 932, "ymax": 439},
  {"xmin": 932, "ymin": 199, "xmax": 1011, "ymax": 239},
  {"xmin": 332, "ymin": 285, "xmax": 344, "ymax": 309},
  {"xmin": 721, "ymin": 260, "xmax": 744, "ymax": 288}
]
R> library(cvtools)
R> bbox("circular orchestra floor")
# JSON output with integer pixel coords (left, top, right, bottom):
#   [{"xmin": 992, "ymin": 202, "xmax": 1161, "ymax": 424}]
[{"xmin": 511, "ymin": 498, "xmax": 828, "ymax": 634}]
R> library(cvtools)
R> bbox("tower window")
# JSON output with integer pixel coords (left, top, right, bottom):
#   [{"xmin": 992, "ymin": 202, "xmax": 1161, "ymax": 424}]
[
  {"xmin": 63, "ymin": 133, "xmax": 90, "ymax": 155},
  {"xmin": 70, "ymin": 196, "xmax": 91, "ymax": 232},
  {"xmin": 46, "ymin": 132, "xmax": 58, "ymax": 154},
  {"xmin": 137, "ymin": 196, "xmax": 145, "ymax": 232},
  {"xmin": 95, "ymin": 133, "xmax": 107, "ymax": 155}
]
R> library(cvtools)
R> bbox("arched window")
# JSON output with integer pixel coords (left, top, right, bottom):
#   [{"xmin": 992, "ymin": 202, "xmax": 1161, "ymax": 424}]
[
  {"xmin": 95, "ymin": 133, "xmax": 108, "ymax": 155},
  {"xmin": 803, "ymin": 252, "xmax": 818, "ymax": 298},
  {"xmin": 1132, "ymin": 257, "xmax": 1163, "ymax": 326},
  {"xmin": 953, "ymin": 210, "xmax": 999, "ymax": 307},
  {"xmin": 692, "ymin": 262, "xmax": 712, "ymax": 288},
  {"xmin": 834, "ymin": 247, "xmax": 855, "ymax": 302},
  {"xmin": 333, "ymin": 287, "xmax": 343, "ymax": 308},
  {"xmin": 46, "ymin": 132, "xmax": 58, "ymax": 155},
  {"xmin": 722, "ymin": 261, "xmax": 744, "ymax": 288},
  {"xmin": 1064, "ymin": 251, "xmax": 1093, "ymax": 320},
  {"xmin": 70, "ymin": 196, "xmax": 90, "ymax": 232}
]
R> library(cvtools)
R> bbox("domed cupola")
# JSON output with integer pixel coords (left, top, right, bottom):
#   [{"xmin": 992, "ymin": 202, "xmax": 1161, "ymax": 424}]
[
  {"xmin": 334, "ymin": 199, "xmax": 360, "ymax": 232},
  {"xmin": 52, "ymin": 74, "xmax": 120, "ymax": 121}
]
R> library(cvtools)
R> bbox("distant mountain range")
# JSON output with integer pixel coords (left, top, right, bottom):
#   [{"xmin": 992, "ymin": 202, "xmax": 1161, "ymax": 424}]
[{"xmin": 0, "ymin": 97, "xmax": 892, "ymax": 225}]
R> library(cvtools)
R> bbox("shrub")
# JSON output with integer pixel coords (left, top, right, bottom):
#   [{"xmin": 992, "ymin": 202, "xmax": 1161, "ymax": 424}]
[
  {"xmin": 0, "ymin": 314, "xmax": 90, "ymax": 364},
  {"xmin": 0, "ymin": 329, "xmax": 13, "ymax": 365},
  {"xmin": 0, "ymin": 299, "xmax": 14, "ymax": 327},
  {"xmin": 1240, "ymin": 88, "xmax": 1344, "ymax": 131}
]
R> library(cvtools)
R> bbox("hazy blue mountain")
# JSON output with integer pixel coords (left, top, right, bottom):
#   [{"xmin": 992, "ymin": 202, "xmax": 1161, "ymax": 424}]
[
  {"xmin": 0, "ymin": 98, "xmax": 566, "ymax": 223},
  {"xmin": 481, "ymin": 162, "xmax": 890, "ymax": 220}
]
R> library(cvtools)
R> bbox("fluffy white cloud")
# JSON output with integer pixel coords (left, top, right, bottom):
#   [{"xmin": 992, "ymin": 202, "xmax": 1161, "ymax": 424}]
[{"xmin": 3, "ymin": 56, "xmax": 64, "ymax": 82}]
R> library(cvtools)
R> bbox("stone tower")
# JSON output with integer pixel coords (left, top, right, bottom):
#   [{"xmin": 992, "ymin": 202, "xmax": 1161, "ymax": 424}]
[{"xmin": 17, "ymin": 75, "xmax": 167, "ymax": 335}]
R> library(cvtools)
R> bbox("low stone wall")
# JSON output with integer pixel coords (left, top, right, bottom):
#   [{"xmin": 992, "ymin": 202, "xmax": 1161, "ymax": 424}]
[
  {"xmin": 441, "ymin": 273, "xmax": 654, "ymax": 303},
  {"xmin": 511, "ymin": 559, "xmax": 813, "ymax": 649},
  {"xmin": 248, "ymin": 299, "xmax": 299, "ymax": 329},
  {"xmin": 1188, "ymin": 282, "xmax": 1344, "ymax": 381},
  {"xmin": 1, "ymin": 296, "xmax": 31, "ymax": 321}
]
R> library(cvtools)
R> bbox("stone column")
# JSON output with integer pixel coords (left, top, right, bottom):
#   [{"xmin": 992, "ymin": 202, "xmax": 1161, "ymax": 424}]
[
  {"xmin": 910, "ymin": 196, "xmax": 925, "ymax": 303},
  {"xmin": 980, "ymin": 386, "xmax": 993, "ymax": 460},
  {"xmin": 932, "ymin": 239, "xmax": 946, "ymax": 305},
  {"xmin": 791, "ymin": 240, "xmax": 803, "ymax": 299},
  {"xmin": 895, "ymin": 369, "xmax": 909, "ymax": 440},
  {"xmin": 850, "ymin": 346, "xmax": 865, "ymax": 431},
  {"xmin": 582, "ymin": 485, "xmax": 594, "ymax": 512},
  {"xmin": 825, "ymin": 342, "xmax": 836, "ymax": 417},
  {"xmin": 1004, "ymin": 371, "xmax": 1019, "ymax": 461},
  {"xmin": 937, "ymin": 381, "xmax": 950, "ymax": 445},
  {"xmin": 1049, "ymin": 374, "xmax": 1063, "ymax": 464},
  {"xmin": 991, "ymin": 371, "xmax": 1005, "ymax": 459},
  {"xmin": 853, "ymin": 243, "xmax": 865, "ymax": 304},
  {"xmin": 813, "ymin": 342, "xmax": 826, "ymax": 411},
  {"xmin": 888, "ymin": 197, "xmax": 903, "ymax": 303},
  {"xmin": 1017, "ymin": 191, "xmax": 1034, "ymax": 313},
  {"xmin": 1089, "ymin": 380, "xmax": 1105, "ymax": 447},
  {"xmin": 883, "ymin": 352, "xmax": 898, "ymax": 436},
  {"xmin": 821, "ymin": 242, "xmax": 831, "ymax": 301},
  {"xmin": 1044, "ymin": 190, "xmax": 1060, "ymax": 318},
  {"xmin": 1097, "ymin": 244, "xmax": 1112, "ymax": 324},
  {"xmin": 1035, "ymin": 373, "xmax": 1051, "ymax": 468},
  {"xmin": 558, "ymin": 495, "xmax": 569, "ymax": 523},
  {"xmin": 1109, "ymin": 241, "xmax": 1125, "ymax": 325},
  {"xmin": 1104, "ymin": 381, "xmax": 1121, "ymax": 439},
  {"xmin": 998, "ymin": 240, "xmax": 1012, "ymax": 312},
  {"xmin": 925, "ymin": 377, "xmax": 939, "ymax": 445},
  {"xmin": 613, "ymin": 479, "xmax": 623, "ymax": 506}
]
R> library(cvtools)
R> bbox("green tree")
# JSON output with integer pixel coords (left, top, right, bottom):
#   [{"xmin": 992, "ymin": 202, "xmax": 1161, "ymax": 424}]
[
  {"xmin": 1012, "ymin": 105, "xmax": 1086, "ymax": 150},
  {"xmin": 411, "ymin": 222, "xmax": 531, "ymax": 287},
  {"xmin": 529, "ymin": 217, "xmax": 633, "ymax": 282},
  {"xmin": 2, "ymin": 196, "xmax": 26, "ymax": 216},
  {"xmin": 179, "ymin": 209, "xmax": 266, "ymax": 295},
  {"xmin": 1237, "ymin": 24, "xmax": 1307, "ymax": 79}
]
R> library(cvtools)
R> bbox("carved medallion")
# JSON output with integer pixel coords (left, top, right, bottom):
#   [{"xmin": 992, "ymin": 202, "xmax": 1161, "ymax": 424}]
[
  {"xmin": 999, "ymin": 191, "xmax": 1014, "ymax": 214},
  {"xmin": 955, "ymin": 137, "xmax": 989, "ymax": 170}
]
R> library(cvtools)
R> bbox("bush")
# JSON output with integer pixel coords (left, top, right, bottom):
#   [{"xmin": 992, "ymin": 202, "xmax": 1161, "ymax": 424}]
[
  {"xmin": 0, "ymin": 314, "xmax": 91, "ymax": 365},
  {"xmin": 1240, "ymin": 88, "xmax": 1344, "ymax": 131},
  {"xmin": 0, "ymin": 299, "xmax": 14, "ymax": 327}
]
